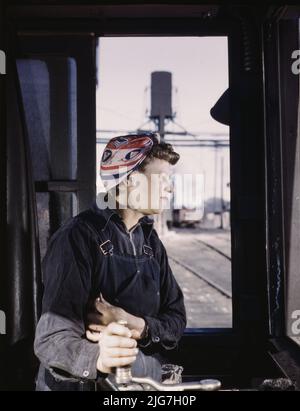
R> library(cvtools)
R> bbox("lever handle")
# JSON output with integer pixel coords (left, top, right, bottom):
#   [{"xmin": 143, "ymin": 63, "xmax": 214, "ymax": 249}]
[{"xmin": 115, "ymin": 320, "xmax": 133, "ymax": 384}]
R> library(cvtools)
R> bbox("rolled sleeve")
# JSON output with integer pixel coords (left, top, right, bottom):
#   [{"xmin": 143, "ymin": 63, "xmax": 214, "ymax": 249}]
[
  {"xmin": 73, "ymin": 340, "xmax": 100, "ymax": 380},
  {"xmin": 34, "ymin": 220, "xmax": 100, "ymax": 381},
  {"xmin": 35, "ymin": 312, "xmax": 100, "ymax": 380}
]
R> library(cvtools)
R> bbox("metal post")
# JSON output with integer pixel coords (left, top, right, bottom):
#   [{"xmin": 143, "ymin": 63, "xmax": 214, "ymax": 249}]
[{"xmin": 220, "ymin": 155, "xmax": 224, "ymax": 229}]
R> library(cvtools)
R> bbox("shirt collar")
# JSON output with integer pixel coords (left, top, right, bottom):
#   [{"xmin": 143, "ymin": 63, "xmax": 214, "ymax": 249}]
[{"xmin": 91, "ymin": 197, "xmax": 154, "ymax": 237}]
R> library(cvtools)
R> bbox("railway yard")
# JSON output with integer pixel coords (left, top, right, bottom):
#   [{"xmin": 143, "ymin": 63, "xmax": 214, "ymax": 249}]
[{"xmin": 163, "ymin": 227, "xmax": 232, "ymax": 328}]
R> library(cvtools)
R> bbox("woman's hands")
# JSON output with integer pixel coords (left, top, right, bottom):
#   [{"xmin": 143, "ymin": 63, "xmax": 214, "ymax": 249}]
[
  {"xmin": 86, "ymin": 295, "xmax": 145, "ymax": 342},
  {"xmin": 96, "ymin": 322, "xmax": 139, "ymax": 374}
]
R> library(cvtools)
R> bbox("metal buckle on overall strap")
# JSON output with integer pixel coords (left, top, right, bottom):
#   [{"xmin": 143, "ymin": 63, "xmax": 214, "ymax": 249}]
[
  {"xmin": 143, "ymin": 244, "xmax": 153, "ymax": 257},
  {"xmin": 100, "ymin": 240, "xmax": 114, "ymax": 256}
]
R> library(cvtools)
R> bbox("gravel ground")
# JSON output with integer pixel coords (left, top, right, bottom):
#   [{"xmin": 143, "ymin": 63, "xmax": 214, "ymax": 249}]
[{"xmin": 162, "ymin": 228, "xmax": 232, "ymax": 328}]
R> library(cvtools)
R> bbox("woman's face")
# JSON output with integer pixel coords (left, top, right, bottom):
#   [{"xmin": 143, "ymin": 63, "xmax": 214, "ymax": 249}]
[{"xmin": 126, "ymin": 158, "xmax": 174, "ymax": 215}]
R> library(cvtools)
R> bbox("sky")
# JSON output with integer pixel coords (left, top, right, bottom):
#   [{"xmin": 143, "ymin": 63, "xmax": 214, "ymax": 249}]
[
  {"xmin": 96, "ymin": 36, "xmax": 229, "ymax": 136},
  {"xmin": 96, "ymin": 36, "xmax": 230, "ymax": 203}
]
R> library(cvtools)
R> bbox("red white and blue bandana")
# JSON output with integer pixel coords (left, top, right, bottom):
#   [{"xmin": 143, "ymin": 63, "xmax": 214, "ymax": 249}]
[{"xmin": 100, "ymin": 134, "xmax": 156, "ymax": 191}]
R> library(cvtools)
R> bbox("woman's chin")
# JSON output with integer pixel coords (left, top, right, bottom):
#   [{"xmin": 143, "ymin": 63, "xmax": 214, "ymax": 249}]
[{"xmin": 139, "ymin": 208, "xmax": 162, "ymax": 215}]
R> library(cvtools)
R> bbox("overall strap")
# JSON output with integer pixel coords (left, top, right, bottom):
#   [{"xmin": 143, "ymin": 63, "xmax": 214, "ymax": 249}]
[
  {"xmin": 143, "ymin": 229, "xmax": 161, "ymax": 262},
  {"xmin": 143, "ymin": 244, "xmax": 154, "ymax": 257},
  {"xmin": 77, "ymin": 209, "xmax": 114, "ymax": 256}
]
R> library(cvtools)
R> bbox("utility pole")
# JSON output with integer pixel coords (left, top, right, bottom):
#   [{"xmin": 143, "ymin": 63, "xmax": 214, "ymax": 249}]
[
  {"xmin": 220, "ymin": 156, "xmax": 224, "ymax": 229},
  {"xmin": 158, "ymin": 114, "xmax": 165, "ymax": 141}
]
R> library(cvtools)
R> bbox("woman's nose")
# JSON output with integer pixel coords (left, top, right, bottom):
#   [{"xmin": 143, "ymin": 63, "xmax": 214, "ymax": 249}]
[
  {"xmin": 168, "ymin": 185, "xmax": 173, "ymax": 194},
  {"xmin": 164, "ymin": 181, "xmax": 174, "ymax": 194},
  {"xmin": 160, "ymin": 174, "xmax": 173, "ymax": 194}
]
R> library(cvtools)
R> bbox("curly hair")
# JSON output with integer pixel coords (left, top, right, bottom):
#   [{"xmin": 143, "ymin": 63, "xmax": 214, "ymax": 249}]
[{"xmin": 136, "ymin": 140, "xmax": 180, "ymax": 171}]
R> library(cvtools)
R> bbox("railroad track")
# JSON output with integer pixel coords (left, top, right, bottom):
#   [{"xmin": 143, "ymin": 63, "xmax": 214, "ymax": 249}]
[
  {"xmin": 193, "ymin": 238, "xmax": 231, "ymax": 261},
  {"xmin": 168, "ymin": 238, "xmax": 232, "ymax": 299}
]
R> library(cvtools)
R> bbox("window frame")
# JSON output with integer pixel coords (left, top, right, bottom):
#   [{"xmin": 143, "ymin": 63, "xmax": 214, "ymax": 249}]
[
  {"xmin": 8, "ymin": 4, "xmax": 277, "ymax": 380},
  {"xmin": 263, "ymin": 15, "xmax": 300, "ymax": 343}
]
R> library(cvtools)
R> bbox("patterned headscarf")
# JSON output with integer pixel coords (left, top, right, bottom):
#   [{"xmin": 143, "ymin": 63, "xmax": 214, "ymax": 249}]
[{"xmin": 100, "ymin": 133, "xmax": 160, "ymax": 191}]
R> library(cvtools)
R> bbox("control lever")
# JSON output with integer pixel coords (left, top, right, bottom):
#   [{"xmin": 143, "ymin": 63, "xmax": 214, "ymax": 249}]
[{"xmin": 112, "ymin": 321, "xmax": 221, "ymax": 391}]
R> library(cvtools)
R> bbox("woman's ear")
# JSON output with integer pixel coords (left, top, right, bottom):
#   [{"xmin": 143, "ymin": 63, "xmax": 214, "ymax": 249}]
[
  {"xmin": 118, "ymin": 178, "xmax": 129, "ymax": 191},
  {"xmin": 127, "ymin": 171, "xmax": 138, "ymax": 188}
]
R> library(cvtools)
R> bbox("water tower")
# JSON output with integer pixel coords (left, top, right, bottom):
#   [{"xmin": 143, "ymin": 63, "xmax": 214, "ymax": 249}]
[{"xmin": 150, "ymin": 71, "xmax": 174, "ymax": 140}]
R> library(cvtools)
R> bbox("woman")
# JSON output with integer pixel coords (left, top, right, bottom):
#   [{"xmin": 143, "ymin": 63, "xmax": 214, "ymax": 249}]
[{"xmin": 34, "ymin": 132, "xmax": 186, "ymax": 390}]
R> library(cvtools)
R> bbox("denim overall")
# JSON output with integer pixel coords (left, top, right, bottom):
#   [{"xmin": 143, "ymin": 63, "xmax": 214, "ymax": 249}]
[
  {"xmin": 78, "ymin": 209, "xmax": 164, "ymax": 383},
  {"xmin": 80, "ymin": 209, "xmax": 161, "ymax": 319}
]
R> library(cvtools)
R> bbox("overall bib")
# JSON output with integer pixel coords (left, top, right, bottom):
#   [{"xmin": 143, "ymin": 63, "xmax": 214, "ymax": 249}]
[{"xmin": 80, "ymin": 210, "xmax": 164, "ymax": 382}]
